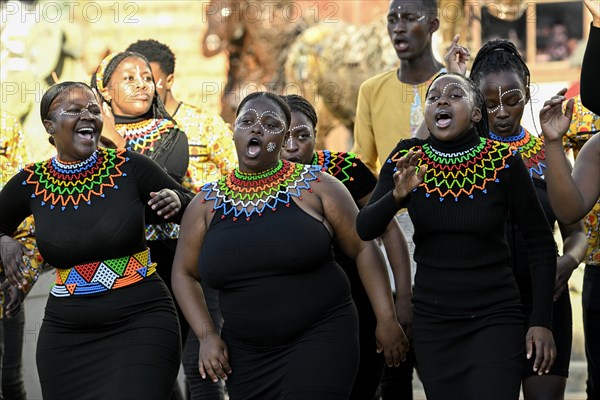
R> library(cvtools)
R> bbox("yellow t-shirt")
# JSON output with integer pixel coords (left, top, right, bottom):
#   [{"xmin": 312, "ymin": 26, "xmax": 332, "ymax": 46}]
[
  {"xmin": 172, "ymin": 103, "xmax": 238, "ymax": 191},
  {"xmin": 352, "ymin": 69, "xmax": 440, "ymax": 175}
]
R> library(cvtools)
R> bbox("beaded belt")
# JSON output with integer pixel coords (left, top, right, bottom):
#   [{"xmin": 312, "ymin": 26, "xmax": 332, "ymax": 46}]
[{"xmin": 50, "ymin": 248, "xmax": 156, "ymax": 297}]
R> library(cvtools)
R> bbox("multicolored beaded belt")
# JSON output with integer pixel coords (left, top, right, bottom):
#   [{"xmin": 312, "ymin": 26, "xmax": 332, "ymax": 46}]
[{"xmin": 50, "ymin": 248, "xmax": 156, "ymax": 297}]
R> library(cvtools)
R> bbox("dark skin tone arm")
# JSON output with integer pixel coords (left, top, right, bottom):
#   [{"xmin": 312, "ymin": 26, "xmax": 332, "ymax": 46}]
[
  {"xmin": 171, "ymin": 194, "xmax": 230, "ymax": 383},
  {"xmin": 356, "ymin": 194, "xmax": 413, "ymax": 337},
  {"xmin": 541, "ymin": 89, "xmax": 600, "ymax": 223},
  {"xmin": 554, "ymin": 219, "xmax": 587, "ymax": 301}
]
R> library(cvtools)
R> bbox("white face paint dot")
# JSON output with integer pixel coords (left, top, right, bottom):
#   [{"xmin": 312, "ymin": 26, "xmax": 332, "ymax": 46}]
[
  {"xmin": 234, "ymin": 108, "xmax": 286, "ymax": 135},
  {"xmin": 267, "ymin": 142, "xmax": 277, "ymax": 152}
]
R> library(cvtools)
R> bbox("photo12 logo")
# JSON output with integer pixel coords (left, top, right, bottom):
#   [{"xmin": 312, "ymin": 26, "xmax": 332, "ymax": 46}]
[{"xmin": 1, "ymin": 1, "xmax": 140, "ymax": 24}]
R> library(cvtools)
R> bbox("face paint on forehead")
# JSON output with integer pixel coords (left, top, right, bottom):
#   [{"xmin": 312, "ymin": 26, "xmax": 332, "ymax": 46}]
[
  {"xmin": 289, "ymin": 124, "xmax": 313, "ymax": 135},
  {"xmin": 425, "ymin": 81, "xmax": 471, "ymax": 107},
  {"xmin": 487, "ymin": 86, "xmax": 525, "ymax": 114},
  {"xmin": 234, "ymin": 108, "xmax": 286, "ymax": 135},
  {"xmin": 396, "ymin": 4, "xmax": 426, "ymax": 21}
]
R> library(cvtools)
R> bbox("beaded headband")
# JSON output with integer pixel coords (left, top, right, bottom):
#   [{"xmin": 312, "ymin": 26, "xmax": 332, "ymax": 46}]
[{"xmin": 95, "ymin": 52, "xmax": 119, "ymax": 95}]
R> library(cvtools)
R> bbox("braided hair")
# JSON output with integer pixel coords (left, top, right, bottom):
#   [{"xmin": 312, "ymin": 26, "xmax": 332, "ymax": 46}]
[
  {"xmin": 280, "ymin": 94, "xmax": 318, "ymax": 133},
  {"xmin": 90, "ymin": 51, "xmax": 173, "ymax": 121},
  {"xmin": 427, "ymin": 72, "xmax": 489, "ymax": 138},
  {"xmin": 469, "ymin": 39, "xmax": 538, "ymax": 133}
]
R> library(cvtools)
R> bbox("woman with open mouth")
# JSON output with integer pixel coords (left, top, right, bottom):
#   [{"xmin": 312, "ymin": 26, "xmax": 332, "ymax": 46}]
[
  {"xmin": 465, "ymin": 38, "xmax": 588, "ymax": 400},
  {"xmin": 357, "ymin": 72, "xmax": 558, "ymax": 399},
  {"xmin": 172, "ymin": 91, "xmax": 408, "ymax": 400},
  {"xmin": 0, "ymin": 81, "xmax": 193, "ymax": 399}
]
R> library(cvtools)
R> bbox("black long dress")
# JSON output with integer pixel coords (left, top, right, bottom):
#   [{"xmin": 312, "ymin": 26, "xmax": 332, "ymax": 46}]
[
  {"xmin": 0, "ymin": 149, "xmax": 192, "ymax": 400},
  {"xmin": 313, "ymin": 150, "xmax": 384, "ymax": 400},
  {"xmin": 490, "ymin": 128, "xmax": 572, "ymax": 378},
  {"xmin": 199, "ymin": 162, "xmax": 359, "ymax": 400},
  {"xmin": 357, "ymin": 129, "xmax": 557, "ymax": 400}
]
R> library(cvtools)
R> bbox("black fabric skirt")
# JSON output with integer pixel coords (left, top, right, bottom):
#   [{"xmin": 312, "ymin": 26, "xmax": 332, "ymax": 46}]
[
  {"xmin": 412, "ymin": 263, "xmax": 525, "ymax": 400},
  {"xmin": 36, "ymin": 274, "xmax": 181, "ymax": 400},
  {"xmin": 222, "ymin": 301, "xmax": 360, "ymax": 400}
]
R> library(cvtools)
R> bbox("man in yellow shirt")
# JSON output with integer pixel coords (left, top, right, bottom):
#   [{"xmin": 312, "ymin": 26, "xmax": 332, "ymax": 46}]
[
  {"xmin": 126, "ymin": 39, "xmax": 236, "ymax": 400},
  {"xmin": 352, "ymin": 0, "xmax": 444, "ymax": 398}
]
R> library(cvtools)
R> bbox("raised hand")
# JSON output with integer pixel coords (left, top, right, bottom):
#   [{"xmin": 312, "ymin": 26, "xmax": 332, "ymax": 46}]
[
  {"xmin": 539, "ymin": 88, "xmax": 574, "ymax": 143},
  {"xmin": 444, "ymin": 34, "xmax": 471, "ymax": 76},
  {"xmin": 392, "ymin": 150, "xmax": 427, "ymax": 203}
]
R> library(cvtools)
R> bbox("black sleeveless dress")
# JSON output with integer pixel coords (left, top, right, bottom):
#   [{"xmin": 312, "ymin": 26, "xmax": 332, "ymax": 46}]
[{"xmin": 199, "ymin": 198, "xmax": 359, "ymax": 400}]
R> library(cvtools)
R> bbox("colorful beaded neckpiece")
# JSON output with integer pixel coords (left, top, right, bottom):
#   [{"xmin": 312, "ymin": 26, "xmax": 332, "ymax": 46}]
[
  {"xmin": 23, "ymin": 148, "xmax": 127, "ymax": 210},
  {"xmin": 117, "ymin": 118, "xmax": 176, "ymax": 155},
  {"xmin": 489, "ymin": 127, "xmax": 546, "ymax": 178},
  {"xmin": 201, "ymin": 160, "xmax": 321, "ymax": 221},
  {"xmin": 389, "ymin": 137, "xmax": 513, "ymax": 202},
  {"xmin": 312, "ymin": 150, "xmax": 357, "ymax": 183}
]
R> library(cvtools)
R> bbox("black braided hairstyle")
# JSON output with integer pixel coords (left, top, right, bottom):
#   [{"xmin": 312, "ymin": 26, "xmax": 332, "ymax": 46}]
[
  {"xmin": 469, "ymin": 39, "xmax": 538, "ymax": 134},
  {"xmin": 90, "ymin": 51, "xmax": 173, "ymax": 122},
  {"xmin": 280, "ymin": 94, "xmax": 318, "ymax": 134},
  {"xmin": 426, "ymin": 72, "xmax": 489, "ymax": 138}
]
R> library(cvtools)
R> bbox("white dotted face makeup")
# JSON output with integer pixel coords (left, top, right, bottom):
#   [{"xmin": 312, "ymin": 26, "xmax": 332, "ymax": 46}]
[
  {"xmin": 286, "ymin": 124, "xmax": 314, "ymax": 149},
  {"xmin": 426, "ymin": 82, "xmax": 471, "ymax": 107},
  {"xmin": 234, "ymin": 108, "xmax": 286, "ymax": 135},
  {"xmin": 487, "ymin": 86, "xmax": 525, "ymax": 114},
  {"xmin": 59, "ymin": 102, "xmax": 102, "ymax": 116},
  {"xmin": 266, "ymin": 142, "xmax": 277, "ymax": 152}
]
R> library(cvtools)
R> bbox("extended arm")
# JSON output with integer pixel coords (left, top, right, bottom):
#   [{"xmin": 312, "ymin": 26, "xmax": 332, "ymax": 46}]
[{"xmin": 542, "ymin": 93, "xmax": 600, "ymax": 223}]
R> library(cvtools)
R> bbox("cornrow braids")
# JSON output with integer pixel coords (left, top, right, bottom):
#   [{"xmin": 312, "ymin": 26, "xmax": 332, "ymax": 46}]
[
  {"xmin": 90, "ymin": 51, "xmax": 173, "ymax": 121},
  {"xmin": 469, "ymin": 39, "xmax": 538, "ymax": 134},
  {"xmin": 427, "ymin": 72, "xmax": 489, "ymax": 138},
  {"xmin": 280, "ymin": 95, "xmax": 318, "ymax": 133}
]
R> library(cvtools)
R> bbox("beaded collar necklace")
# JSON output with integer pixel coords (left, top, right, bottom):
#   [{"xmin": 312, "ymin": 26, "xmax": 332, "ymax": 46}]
[
  {"xmin": 23, "ymin": 148, "xmax": 127, "ymax": 210},
  {"xmin": 389, "ymin": 137, "xmax": 513, "ymax": 202},
  {"xmin": 312, "ymin": 150, "xmax": 357, "ymax": 184},
  {"xmin": 489, "ymin": 127, "xmax": 546, "ymax": 179},
  {"xmin": 116, "ymin": 118, "xmax": 176, "ymax": 154},
  {"xmin": 201, "ymin": 160, "xmax": 320, "ymax": 221}
]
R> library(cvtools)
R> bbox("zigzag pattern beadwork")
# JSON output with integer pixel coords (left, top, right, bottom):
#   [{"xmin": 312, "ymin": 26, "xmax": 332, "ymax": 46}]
[
  {"xmin": 313, "ymin": 150, "xmax": 357, "ymax": 184},
  {"xmin": 117, "ymin": 118, "xmax": 176, "ymax": 154},
  {"xmin": 489, "ymin": 127, "xmax": 546, "ymax": 178},
  {"xmin": 388, "ymin": 137, "xmax": 513, "ymax": 201},
  {"xmin": 50, "ymin": 248, "xmax": 156, "ymax": 297},
  {"xmin": 201, "ymin": 160, "xmax": 321, "ymax": 221},
  {"xmin": 23, "ymin": 148, "xmax": 127, "ymax": 210}
]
